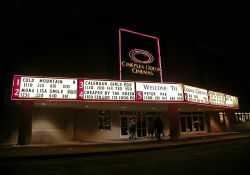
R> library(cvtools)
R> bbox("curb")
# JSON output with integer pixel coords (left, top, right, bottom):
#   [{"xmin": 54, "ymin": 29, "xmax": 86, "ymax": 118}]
[{"xmin": 1, "ymin": 135, "xmax": 250, "ymax": 161}]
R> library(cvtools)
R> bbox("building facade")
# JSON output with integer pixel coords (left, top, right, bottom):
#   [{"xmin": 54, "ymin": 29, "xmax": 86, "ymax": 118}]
[{"xmin": 0, "ymin": 27, "xmax": 244, "ymax": 145}]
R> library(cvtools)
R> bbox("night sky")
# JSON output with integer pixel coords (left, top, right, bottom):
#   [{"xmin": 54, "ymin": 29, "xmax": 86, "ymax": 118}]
[{"xmin": 2, "ymin": 2, "xmax": 250, "ymax": 110}]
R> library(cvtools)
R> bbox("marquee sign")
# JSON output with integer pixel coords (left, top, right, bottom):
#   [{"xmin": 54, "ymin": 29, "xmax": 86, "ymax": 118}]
[
  {"xmin": 184, "ymin": 85, "xmax": 209, "ymax": 104},
  {"xmin": 11, "ymin": 75, "xmax": 239, "ymax": 109},
  {"xmin": 136, "ymin": 82, "xmax": 184, "ymax": 101},
  {"xmin": 11, "ymin": 76, "xmax": 78, "ymax": 100},
  {"xmin": 208, "ymin": 91, "xmax": 226, "ymax": 106},
  {"xmin": 79, "ymin": 79, "xmax": 135, "ymax": 101},
  {"xmin": 119, "ymin": 28, "xmax": 162, "ymax": 82}
]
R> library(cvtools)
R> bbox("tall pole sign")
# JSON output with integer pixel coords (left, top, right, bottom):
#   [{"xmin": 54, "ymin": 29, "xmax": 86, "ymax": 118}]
[{"xmin": 119, "ymin": 28, "xmax": 162, "ymax": 82}]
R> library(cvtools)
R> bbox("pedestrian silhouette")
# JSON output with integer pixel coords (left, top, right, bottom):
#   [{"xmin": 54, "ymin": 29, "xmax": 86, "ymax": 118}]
[
  {"xmin": 154, "ymin": 116, "xmax": 164, "ymax": 141},
  {"xmin": 128, "ymin": 117, "xmax": 136, "ymax": 139},
  {"xmin": 147, "ymin": 118, "xmax": 155, "ymax": 139}
]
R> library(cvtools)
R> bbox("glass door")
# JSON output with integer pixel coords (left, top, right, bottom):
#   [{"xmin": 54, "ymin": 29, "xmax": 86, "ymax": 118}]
[
  {"xmin": 120, "ymin": 111, "xmax": 137, "ymax": 138},
  {"xmin": 181, "ymin": 116, "xmax": 193, "ymax": 133},
  {"xmin": 120, "ymin": 116, "xmax": 129, "ymax": 138},
  {"xmin": 136, "ymin": 116, "xmax": 147, "ymax": 137},
  {"xmin": 146, "ymin": 116, "xmax": 155, "ymax": 138},
  {"xmin": 120, "ymin": 112, "xmax": 162, "ymax": 138}
]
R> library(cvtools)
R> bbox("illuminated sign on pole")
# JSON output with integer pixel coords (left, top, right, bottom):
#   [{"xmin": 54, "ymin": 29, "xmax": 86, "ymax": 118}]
[
  {"xmin": 184, "ymin": 85, "xmax": 209, "ymax": 104},
  {"xmin": 136, "ymin": 82, "xmax": 184, "ymax": 101}
]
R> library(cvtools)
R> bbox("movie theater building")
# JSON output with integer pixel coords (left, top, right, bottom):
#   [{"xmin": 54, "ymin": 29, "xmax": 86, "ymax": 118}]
[{"xmin": 3, "ymin": 29, "xmax": 239, "ymax": 145}]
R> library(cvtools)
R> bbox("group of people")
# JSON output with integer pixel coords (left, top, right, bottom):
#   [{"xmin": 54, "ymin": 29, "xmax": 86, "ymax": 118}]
[
  {"xmin": 128, "ymin": 116, "xmax": 164, "ymax": 140},
  {"xmin": 148, "ymin": 116, "xmax": 164, "ymax": 140}
]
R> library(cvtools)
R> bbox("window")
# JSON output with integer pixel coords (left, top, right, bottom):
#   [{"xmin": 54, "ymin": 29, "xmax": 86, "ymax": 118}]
[
  {"xmin": 181, "ymin": 117, "xmax": 186, "ymax": 132},
  {"xmin": 199, "ymin": 115, "xmax": 205, "ymax": 131},
  {"xmin": 234, "ymin": 113, "xmax": 239, "ymax": 123},
  {"xmin": 180, "ymin": 112, "xmax": 205, "ymax": 132},
  {"xmin": 246, "ymin": 113, "xmax": 250, "ymax": 122},
  {"xmin": 234, "ymin": 112, "xmax": 250, "ymax": 123},
  {"xmin": 99, "ymin": 111, "xmax": 111, "ymax": 130},
  {"xmin": 219, "ymin": 112, "xmax": 225, "ymax": 124}
]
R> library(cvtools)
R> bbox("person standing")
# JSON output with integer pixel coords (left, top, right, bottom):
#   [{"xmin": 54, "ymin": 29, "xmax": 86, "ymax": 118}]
[
  {"xmin": 128, "ymin": 118, "xmax": 136, "ymax": 139},
  {"xmin": 147, "ymin": 118, "xmax": 155, "ymax": 139},
  {"xmin": 154, "ymin": 116, "xmax": 164, "ymax": 141}
]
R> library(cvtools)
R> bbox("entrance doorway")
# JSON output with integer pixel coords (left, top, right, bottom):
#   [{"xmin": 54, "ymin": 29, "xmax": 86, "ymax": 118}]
[
  {"xmin": 120, "ymin": 111, "xmax": 161, "ymax": 138},
  {"xmin": 136, "ymin": 115, "xmax": 147, "ymax": 137},
  {"xmin": 120, "ymin": 111, "xmax": 136, "ymax": 138}
]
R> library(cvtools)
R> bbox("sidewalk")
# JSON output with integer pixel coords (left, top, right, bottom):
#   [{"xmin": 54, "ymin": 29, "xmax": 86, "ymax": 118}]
[{"xmin": 1, "ymin": 131, "xmax": 250, "ymax": 160}]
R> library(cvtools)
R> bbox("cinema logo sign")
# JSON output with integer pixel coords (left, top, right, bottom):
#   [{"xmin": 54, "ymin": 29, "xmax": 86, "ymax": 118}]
[
  {"xmin": 119, "ymin": 28, "xmax": 162, "ymax": 82},
  {"xmin": 122, "ymin": 48, "xmax": 160, "ymax": 76}
]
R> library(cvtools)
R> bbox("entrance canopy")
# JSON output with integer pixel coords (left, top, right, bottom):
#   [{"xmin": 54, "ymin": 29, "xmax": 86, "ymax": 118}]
[{"xmin": 33, "ymin": 101, "xmax": 234, "ymax": 112}]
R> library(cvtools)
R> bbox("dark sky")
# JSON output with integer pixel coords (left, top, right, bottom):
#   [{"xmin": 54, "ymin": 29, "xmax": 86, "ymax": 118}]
[{"xmin": 2, "ymin": 1, "xmax": 250, "ymax": 108}]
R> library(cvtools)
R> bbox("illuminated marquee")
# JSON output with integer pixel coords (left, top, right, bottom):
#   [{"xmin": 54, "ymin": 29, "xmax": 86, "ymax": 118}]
[
  {"xmin": 119, "ymin": 28, "xmax": 162, "ymax": 82},
  {"xmin": 136, "ymin": 82, "xmax": 184, "ymax": 101},
  {"xmin": 11, "ymin": 75, "xmax": 239, "ymax": 109},
  {"xmin": 12, "ymin": 76, "xmax": 78, "ymax": 100},
  {"xmin": 184, "ymin": 85, "xmax": 209, "ymax": 104},
  {"xmin": 78, "ymin": 79, "xmax": 135, "ymax": 101},
  {"xmin": 208, "ymin": 91, "xmax": 226, "ymax": 106}
]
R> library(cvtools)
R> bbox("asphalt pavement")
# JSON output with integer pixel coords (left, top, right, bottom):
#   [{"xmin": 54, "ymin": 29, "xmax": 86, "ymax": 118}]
[{"xmin": 1, "ymin": 131, "xmax": 250, "ymax": 160}]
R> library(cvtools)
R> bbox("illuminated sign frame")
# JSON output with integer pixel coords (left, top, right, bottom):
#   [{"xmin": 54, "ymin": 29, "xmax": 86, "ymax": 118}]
[
  {"xmin": 11, "ymin": 75, "xmax": 78, "ymax": 101},
  {"xmin": 208, "ymin": 90, "xmax": 226, "ymax": 106},
  {"xmin": 225, "ymin": 94, "xmax": 239, "ymax": 108},
  {"xmin": 78, "ymin": 79, "xmax": 135, "ymax": 101},
  {"xmin": 183, "ymin": 85, "xmax": 209, "ymax": 104},
  {"xmin": 135, "ymin": 82, "xmax": 184, "ymax": 102}
]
